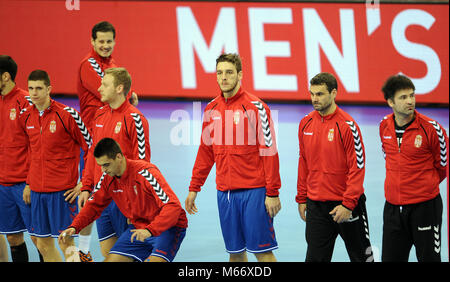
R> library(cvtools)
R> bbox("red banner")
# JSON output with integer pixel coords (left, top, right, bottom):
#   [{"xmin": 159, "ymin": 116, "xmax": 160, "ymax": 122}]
[{"xmin": 1, "ymin": 0, "xmax": 448, "ymax": 104}]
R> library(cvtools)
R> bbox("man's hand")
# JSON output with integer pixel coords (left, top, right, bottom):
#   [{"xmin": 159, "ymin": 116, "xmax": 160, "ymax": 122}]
[
  {"xmin": 298, "ymin": 203, "xmax": 307, "ymax": 222},
  {"xmin": 130, "ymin": 92, "xmax": 139, "ymax": 107},
  {"xmin": 58, "ymin": 227, "xmax": 76, "ymax": 244},
  {"xmin": 329, "ymin": 205, "xmax": 352, "ymax": 223},
  {"xmin": 130, "ymin": 229, "xmax": 152, "ymax": 243},
  {"xmin": 78, "ymin": 191, "xmax": 91, "ymax": 209},
  {"xmin": 185, "ymin": 191, "xmax": 198, "ymax": 215},
  {"xmin": 23, "ymin": 185, "xmax": 31, "ymax": 205},
  {"xmin": 265, "ymin": 196, "xmax": 281, "ymax": 218},
  {"xmin": 64, "ymin": 182, "xmax": 82, "ymax": 204}
]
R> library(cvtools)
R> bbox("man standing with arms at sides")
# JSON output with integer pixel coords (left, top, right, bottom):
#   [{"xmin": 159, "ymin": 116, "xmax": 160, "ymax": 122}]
[
  {"xmin": 380, "ymin": 74, "xmax": 448, "ymax": 262},
  {"xmin": 296, "ymin": 72, "xmax": 373, "ymax": 262},
  {"xmin": 0, "ymin": 55, "xmax": 42, "ymax": 262},
  {"xmin": 185, "ymin": 53, "xmax": 281, "ymax": 262},
  {"xmin": 59, "ymin": 138, "xmax": 187, "ymax": 262},
  {"xmin": 19, "ymin": 70, "xmax": 92, "ymax": 261},
  {"xmin": 77, "ymin": 67, "xmax": 150, "ymax": 260},
  {"xmin": 76, "ymin": 21, "xmax": 138, "ymax": 261}
]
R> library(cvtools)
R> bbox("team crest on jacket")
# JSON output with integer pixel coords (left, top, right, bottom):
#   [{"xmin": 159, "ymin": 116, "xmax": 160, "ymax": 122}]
[
  {"xmin": 328, "ymin": 128, "xmax": 334, "ymax": 141},
  {"xmin": 9, "ymin": 108, "xmax": 16, "ymax": 120},
  {"xmin": 414, "ymin": 135, "xmax": 422, "ymax": 148},
  {"xmin": 233, "ymin": 111, "xmax": 240, "ymax": 125},
  {"xmin": 115, "ymin": 122, "xmax": 122, "ymax": 134},
  {"xmin": 49, "ymin": 120, "xmax": 57, "ymax": 133}
]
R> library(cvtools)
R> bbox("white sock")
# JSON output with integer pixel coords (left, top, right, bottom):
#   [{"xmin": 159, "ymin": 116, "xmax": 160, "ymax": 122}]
[{"xmin": 78, "ymin": 235, "xmax": 91, "ymax": 254}]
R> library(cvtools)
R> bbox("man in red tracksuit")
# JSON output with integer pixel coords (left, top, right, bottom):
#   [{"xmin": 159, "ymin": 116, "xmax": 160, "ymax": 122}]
[
  {"xmin": 77, "ymin": 21, "xmax": 138, "ymax": 132},
  {"xmin": 185, "ymin": 53, "xmax": 281, "ymax": 262},
  {"xmin": 19, "ymin": 70, "xmax": 92, "ymax": 261},
  {"xmin": 0, "ymin": 55, "xmax": 37, "ymax": 262},
  {"xmin": 59, "ymin": 138, "xmax": 187, "ymax": 262},
  {"xmin": 380, "ymin": 74, "xmax": 448, "ymax": 262},
  {"xmin": 296, "ymin": 72, "xmax": 373, "ymax": 262},
  {"xmin": 76, "ymin": 20, "xmax": 138, "ymax": 261},
  {"xmin": 77, "ymin": 67, "xmax": 150, "ymax": 259}
]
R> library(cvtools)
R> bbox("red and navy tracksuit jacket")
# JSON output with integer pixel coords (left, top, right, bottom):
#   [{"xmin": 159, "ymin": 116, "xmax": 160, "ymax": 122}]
[
  {"xmin": 296, "ymin": 106, "xmax": 366, "ymax": 211},
  {"xmin": 189, "ymin": 87, "xmax": 281, "ymax": 196},
  {"xmin": 379, "ymin": 110, "xmax": 448, "ymax": 205},
  {"xmin": 0, "ymin": 86, "xmax": 32, "ymax": 186},
  {"xmin": 71, "ymin": 159, "xmax": 188, "ymax": 237},
  {"xmin": 81, "ymin": 100, "xmax": 150, "ymax": 194},
  {"xmin": 18, "ymin": 99, "xmax": 92, "ymax": 192},
  {"xmin": 77, "ymin": 48, "xmax": 134, "ymax": 131}
]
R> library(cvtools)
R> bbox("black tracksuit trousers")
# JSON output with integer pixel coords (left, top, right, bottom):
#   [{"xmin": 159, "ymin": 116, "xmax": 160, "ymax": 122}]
[
  {"xmin": 305, "ymin": 194, "xmax": 373, "ymax": 262},
  {"xmin": 382, "ymin": 194, "xmax": 442, "ymax": 262}
]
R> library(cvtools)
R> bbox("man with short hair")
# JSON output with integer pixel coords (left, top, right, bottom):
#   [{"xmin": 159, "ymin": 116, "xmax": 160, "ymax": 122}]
[
  {"xmin": 380, "ymin": 74, "xmax": 448, "ymax": 262},
  {"xmin": 185, "ymin": 53, "xmax": 281, "ymax": 262},
  {"xmin": 76, "ymin": 22, "xmax": 138, "ymax": 260},
  {"xmin": 296, "ymin": 72, "xmax": 373, "ymax": 262},
  {"xmin": 59, "ymin": 138, "xmax": 187, "ymax": 262},
  {"xmin": 77, "ymin": 67, "xmax": 150, "ymax": 259},
  {"xmin": 0, "ymin": 55, "xmax": 40, "ymax": 262},
  {"xmin": 78, "ymin": 21, "xmax": 138, "ymax": 132},
  {"xmin": 19, "ymin": 70, "xmax": 92, "ymax": 261}
]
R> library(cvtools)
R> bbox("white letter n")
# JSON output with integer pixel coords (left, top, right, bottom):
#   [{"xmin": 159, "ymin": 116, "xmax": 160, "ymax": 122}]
[{"xmin": 303, "ymin": 8, "xmax": 359, "ymax": 92}]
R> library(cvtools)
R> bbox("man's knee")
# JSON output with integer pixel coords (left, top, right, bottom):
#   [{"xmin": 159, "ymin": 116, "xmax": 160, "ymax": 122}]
[
  {"xmin": 254, "ymin": 251, "xmax": 277, "ymax": 262},
  {"xmin": 6, "ymin": 233, "xmax": 24, "ymax": 246}
]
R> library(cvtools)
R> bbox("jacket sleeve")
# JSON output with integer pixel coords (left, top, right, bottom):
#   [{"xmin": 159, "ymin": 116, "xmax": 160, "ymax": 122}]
[
  {"xmin": 140, "ymin": 168, "xmax": 184, "ymax": 237},
  {"xmin": 296, "ymin": 120, "xmax": 308, "ymax": 204},
  {"xmin": 80, "ymin": 148, "xmax": 96, "ymax": 192},
  {"xmin": 69, "ymin": 174, "xmax": 112, "ymax": 233},
  {"xmin": 188, "ymin": 107, "xmax": 215, "ymax": 192},
  {"xmin": 340, "ymin": 121, "xmax": 366, "ymax": 210},
  {"xmin": 18, "ymin": 109, "xmax": 32, "ymax": 185},
  {"xmin": 63, "ymin": 107, "xmax": 93, "ymax": 158},
  {"xmin": 79, "ymin": 60, "xmax": 103, "ymax": 100},
  {"xmin": 126, "ymin": 112, "xmax": 151, "ymax": 161},
  {"xmin": 379, "ymin": 119, "xmax": 386, "ymax": 160},
  {"xmin": 428, "ymin": 120, "xmax": 448, "ymax": 183},
  {"xmin": 255, "ymin": 102, "xmax": 281, "ymax": 196}
]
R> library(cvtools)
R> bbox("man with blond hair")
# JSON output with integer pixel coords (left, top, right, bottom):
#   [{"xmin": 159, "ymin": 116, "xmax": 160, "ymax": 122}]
[
  {"xmin": 76, "ymin": 22, "xmax": 139, "ymax": 260},
  {"xmin": 77, "ymin": 67, "xmax": 151, "ymax": 259}
]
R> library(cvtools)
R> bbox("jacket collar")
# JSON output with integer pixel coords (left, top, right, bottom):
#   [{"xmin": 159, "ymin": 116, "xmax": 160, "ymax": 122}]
[
  {"xmin": 312, "ymin": 105, "xmax": 341, "ymax": 120},
  {"xmin": 1, "ymin": 84, "xmax": 19, "ymax": 99},
  {"xmin": 389, "ymin": 110, "xmax": 420, "ymax": 129},
  {"xmin": 32, "ymin": 98, "xmax": 54, "ymax": 114},
  {"xmin": 90, "ymin": 47, "xmax": 113, "ymax": 64},
  {"xmin": 219, "ymin": 87, "xmax": 244, "ymax": 104},
  {"xmin": 106, "ymin": 99, "xmax": 131, "ymax": 113},
  {"xmin": 115, "ymin": 157, "xmax": 132, "ymax": 182}
]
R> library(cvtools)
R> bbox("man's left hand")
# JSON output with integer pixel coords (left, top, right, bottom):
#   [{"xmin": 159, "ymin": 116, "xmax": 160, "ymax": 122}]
[{"xmin": 329, "ymin": 205, "xmax": 352, "ymax": 223}]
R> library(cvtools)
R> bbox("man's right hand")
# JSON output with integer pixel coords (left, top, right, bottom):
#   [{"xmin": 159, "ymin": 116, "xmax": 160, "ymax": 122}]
[
  {"xmin": 58, "ymin": 227, "xmax": 76, "ymax": 244},
  {"xmin": 298, "ymin": 203, "xmax": 307, "ymax": 222},
  {"xmin": 78, "ymin": 191, "xmax": 91, "ymax": 209},
  {"xmin": 185, "ymin": 191, "xmax": 198, "ymax": 215}
]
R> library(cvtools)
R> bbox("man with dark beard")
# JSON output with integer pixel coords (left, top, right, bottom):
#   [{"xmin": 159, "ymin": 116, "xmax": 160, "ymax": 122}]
[{"xmin": 296, "ymin": 72, "xmax": 373, "ymax": 262}]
